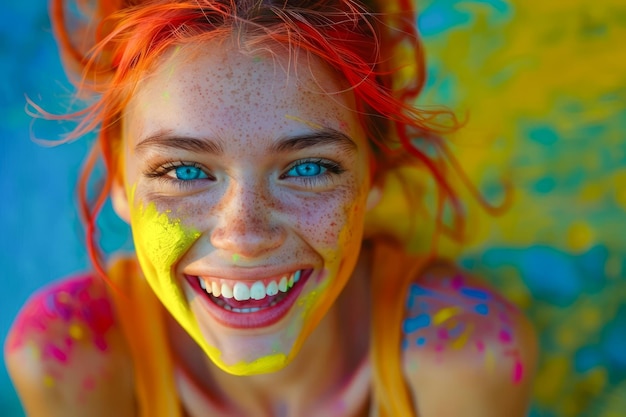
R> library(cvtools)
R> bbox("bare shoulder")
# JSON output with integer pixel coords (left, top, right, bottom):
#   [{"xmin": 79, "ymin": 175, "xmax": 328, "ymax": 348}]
[
  {"xmin": 4, "ymin": 274, "xmax": 135, "ymax": 417},
  {"xmin": 401, "ymin": 261, "xmax": 538, "ymax": 417}
]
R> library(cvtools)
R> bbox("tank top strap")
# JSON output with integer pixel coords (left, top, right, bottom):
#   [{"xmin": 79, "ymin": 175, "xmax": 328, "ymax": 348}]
[{"xmin": 108, "ymin": 257, "xmax": 183, "ymax": 417}]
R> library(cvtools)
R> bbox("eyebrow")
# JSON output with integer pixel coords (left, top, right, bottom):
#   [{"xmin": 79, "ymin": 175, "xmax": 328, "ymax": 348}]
[
  {"xmin": 271, "ymin": 129, "xmax": 357, "ymax": 154},
  {"xmin": 134, "ymin": 128, "xmax": 356, "ymax": 156},
  {"xmin": 135, "ymin": 131, "xmax": 224, "ymax": 156}
]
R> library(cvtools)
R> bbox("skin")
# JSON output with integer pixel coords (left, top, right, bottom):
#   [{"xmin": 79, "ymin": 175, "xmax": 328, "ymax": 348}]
[
  {"xmin": 115, "ymin": 40, "xmax": 375, "ymax": 375},
  {"xmin": 4, "ymin": 38, "xmax": 537, "ymax": 417}
]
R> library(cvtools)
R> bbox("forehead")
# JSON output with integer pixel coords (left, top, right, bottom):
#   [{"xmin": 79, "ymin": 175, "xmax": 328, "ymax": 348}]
[{"xmin": 123, "ymin": 40, "xmax": 362, "ymax": 144}]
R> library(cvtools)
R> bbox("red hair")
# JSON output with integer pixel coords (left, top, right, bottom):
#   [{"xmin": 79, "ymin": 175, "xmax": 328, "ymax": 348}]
[{"xmin": 40, "ymin": 0, "xmax": 481, "ymax": 415}]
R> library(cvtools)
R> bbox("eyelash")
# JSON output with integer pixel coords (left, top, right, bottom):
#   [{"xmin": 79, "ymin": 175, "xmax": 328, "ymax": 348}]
[
  {"xmin": 280, "ymin": 158, "xmax": 345, "ymax": 188},
  {"xmin": 144, "ymin": 158, "xmax": 345, "ymax": 190},
  {"xmin": 144, "ymin": 161, "xmax": 213, "ymax": 189}
]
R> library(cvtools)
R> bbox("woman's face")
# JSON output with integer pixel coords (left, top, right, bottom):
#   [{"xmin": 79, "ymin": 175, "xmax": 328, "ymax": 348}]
[{"xmin": 114, "ymin": 41, "xmax": 374, "ymax": 375}]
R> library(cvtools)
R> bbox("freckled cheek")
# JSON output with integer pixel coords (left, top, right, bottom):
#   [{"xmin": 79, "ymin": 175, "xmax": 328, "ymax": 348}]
[{"xmin": 285, "ymin": 192, "xmax": 367, "ymax": 248}]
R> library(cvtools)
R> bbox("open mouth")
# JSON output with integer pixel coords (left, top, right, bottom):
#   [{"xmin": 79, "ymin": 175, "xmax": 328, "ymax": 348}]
[{"xmin": 185, "ymin": 269, "xmax": 312, "ymax": 328}]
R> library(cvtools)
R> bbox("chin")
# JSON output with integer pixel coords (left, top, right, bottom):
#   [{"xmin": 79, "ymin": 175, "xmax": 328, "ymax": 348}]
[{"xmin": 183, "ymin": 268, "xmax": 341, "ymax": 376}]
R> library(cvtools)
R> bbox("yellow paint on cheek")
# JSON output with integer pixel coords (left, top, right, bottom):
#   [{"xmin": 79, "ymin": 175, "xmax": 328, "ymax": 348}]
[{"xmin": 129, "ymin": 192, "xmax": 290, "ymax": 376}]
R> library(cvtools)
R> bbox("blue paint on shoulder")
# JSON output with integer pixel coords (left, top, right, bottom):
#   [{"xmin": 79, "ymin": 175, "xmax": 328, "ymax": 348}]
[
  {"xmin": 474, "ymin": 303, "xmax": 490, "ymax": 315},
  {"xmin": 409, "ymin": 284, "xmax": 432, "ymax": 297},
  {"xmin": 460, "ymin": 287, "xmax": 491, "ymax": 300},
  {"xmin": 416, "ymin": 337, "xmax": 427, "ymax": 347},
  {"xmin": 403, "ymin": 314, "xmax": 432, "ymax": 334}
]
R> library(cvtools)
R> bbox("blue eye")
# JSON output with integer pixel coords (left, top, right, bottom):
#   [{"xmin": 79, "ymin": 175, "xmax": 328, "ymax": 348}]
[
  {"xmin": 174, "ymin": 165, "xmax": 208, "ymax": 181},
  {"xmin": 286, "ymin": 162, "xmax": 327, "ymax": 177}
]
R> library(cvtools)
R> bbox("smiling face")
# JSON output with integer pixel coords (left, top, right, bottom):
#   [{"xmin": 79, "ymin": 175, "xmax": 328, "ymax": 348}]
[{"xmin": 113, "ymin": 40, "xmax": 374, "ymax": 375}]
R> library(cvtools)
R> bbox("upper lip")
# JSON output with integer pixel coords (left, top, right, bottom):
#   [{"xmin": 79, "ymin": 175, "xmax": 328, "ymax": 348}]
[{"xmin": 183, "ymin": 265, "xmax": 312, "ymax": 281}]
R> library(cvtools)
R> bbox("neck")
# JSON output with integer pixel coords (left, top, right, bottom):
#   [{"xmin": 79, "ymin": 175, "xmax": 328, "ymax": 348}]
[{"xmin": 168, "ymin": 248, "xmax": 372, "ymax": 417}]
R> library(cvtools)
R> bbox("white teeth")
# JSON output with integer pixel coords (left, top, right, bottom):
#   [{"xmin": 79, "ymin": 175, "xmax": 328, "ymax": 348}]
[
  {"xmin": 278, "ymin": 276, "xmax": 288, "ymax": 292},
  {"xmin": 198, "ymin": 270, "xmax": 304, "ymax": 302},
  {"xmin": 232, "ymin": 307, "xmax": 261, "ymax": 313},
  {"xmin": 212, "ymin": 281, "xmax": 221, "ymax": 297},
  {"xmin": 221, "ymin": 283, "xmax": 233, "ymax": 299},
  {"xmin": 266, "ymin": 281, "xmax": 278, "ymax": 296},
  {"xmin": 250, "ymin": 281, "xmax": 266, "ymax": 300},
  {"xmin": 233, "ymin": 282, "xmax": 250, "ymax": 301}
]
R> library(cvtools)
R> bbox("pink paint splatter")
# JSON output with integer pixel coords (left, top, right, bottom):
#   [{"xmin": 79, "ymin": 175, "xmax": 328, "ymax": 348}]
[
  {"xmin": 7, "ymin": 275, "xmax": 115, "ymax": 363},
  {"xmin": 451, "ymin": 274, "xmax": 465, "ymax": 290},
  {"xmin": 475, "ymin": 340, "xmax": 485, "ymax": 353},
  {"xmin": 512, "ymin": 360, "xmax": 524, "ymax": 384},
  {"xmin": 44, "ymin": 344, "xmax": 68, "ymax": 364},
  {"xmin": 437, "ymin": 328, "xmax": 449, "ymax": 340},
  {"xmin": 498, "ymin": 329, "xmax": 512, "ymax": 344}
]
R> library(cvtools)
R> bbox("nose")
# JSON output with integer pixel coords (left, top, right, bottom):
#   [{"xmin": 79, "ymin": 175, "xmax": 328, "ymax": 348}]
[{"xmin": 209, "ymin": 179, "xmax": 286, "ymax": 258}]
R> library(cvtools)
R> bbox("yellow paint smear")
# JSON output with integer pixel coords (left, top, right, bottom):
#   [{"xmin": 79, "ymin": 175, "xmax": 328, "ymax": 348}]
[
  {"xmin": 433, "ymin": 306, "xmax": 462, "ymax": 326},
  {"xmin": 451, "ymin": 323, "xmax": 474, "ymax": 350},
  {"xmin": 285, "ymin": 114, "xmax": 324, "ymax": 130},
  {"xmin": 130, "ymin": 191, "xmax": 295, "ymax": 376},
  {"xmin": 69, "ymin": 323, "xmax": 84, "ymax": 340}
]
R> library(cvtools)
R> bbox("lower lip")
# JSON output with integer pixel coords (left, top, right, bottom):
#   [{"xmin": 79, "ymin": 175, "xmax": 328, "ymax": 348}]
[{"xmin": 185, "ymin": 270, "xmax": 312, "ymax": 329}]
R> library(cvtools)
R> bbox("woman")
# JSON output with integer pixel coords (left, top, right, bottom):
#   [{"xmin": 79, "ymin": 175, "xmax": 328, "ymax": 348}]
[{"xmin": 5, "ymin": 0, "xmax": 537, "ymax": 415}]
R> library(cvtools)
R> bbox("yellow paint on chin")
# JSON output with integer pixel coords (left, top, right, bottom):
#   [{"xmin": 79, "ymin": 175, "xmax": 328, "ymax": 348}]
[{"xmin": 129, "ymin": 192, "xmax": 293, "ymax": 376}]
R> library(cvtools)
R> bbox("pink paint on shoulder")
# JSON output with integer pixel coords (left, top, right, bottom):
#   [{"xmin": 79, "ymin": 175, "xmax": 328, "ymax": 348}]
[
  {"xmin": 82, "ymin": 375, "xmax": 96, "ymax": 391},
  {"xmin": 512, "ymin": 359, "xmax": 524, "ymax": 384},
  {"xmin": 475, "ymin": 340, "xmax": 485, "ymax": 353},
  {"xmin": 7, "ymin": 275, "xmax": 115, "ymax": 363},
  {"xmin": 451, "ymin": 274, "xmax": 465, "ymax": 291},
  {"xmin": 498, "ymin": 329, "xmax": 512, "ymax": 344},
  {"xmin": 437, "ymin": 328, "xmax": 449, "ymax": 340},
  {"xmin": 43, "ymin": 344, "xmax": 68, "ymax": 364}
]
